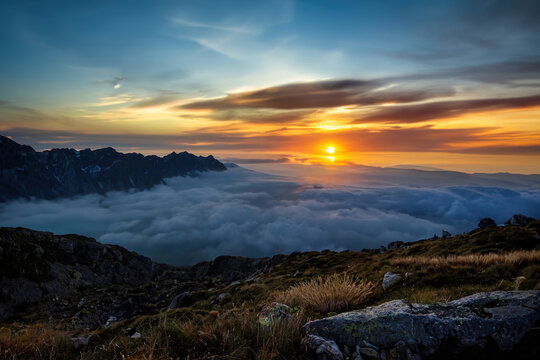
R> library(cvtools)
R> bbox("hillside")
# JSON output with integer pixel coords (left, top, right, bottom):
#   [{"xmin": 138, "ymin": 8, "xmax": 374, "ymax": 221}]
[
  {"xmin": 0, "ymin": 135, "xmax": 226, "ymax": 201},
  {"xmin": 0, "ymin": 217, "xmax": 539, "ymax": 359}
]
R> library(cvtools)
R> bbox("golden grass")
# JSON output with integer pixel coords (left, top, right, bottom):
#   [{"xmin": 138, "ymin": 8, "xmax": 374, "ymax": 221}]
[
  {"xmin": 0, "ymin": 325, "xmax": 73, "ymax": 360},
  {"xmin": 271, "ymin": 273, "xmax": 374, "ymax": 314},
  {"xmin": 79, "ymin": 310, "xmax": 308, "ymax": 360},
  {"xmin": 391, "ymin": 249, "xmax": 540, "ymax": 268}
]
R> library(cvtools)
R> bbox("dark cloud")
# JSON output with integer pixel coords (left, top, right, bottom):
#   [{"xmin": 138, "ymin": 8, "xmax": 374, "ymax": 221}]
[
  {"xmin": 456, "ymin": 145, "xmax": 540, "ymax": 155},
  {"xmin": 391, "ymin": 59, "xmax": 540, "ymax": 85},
  {"xmin": 354, "ymin": 94, "xmax": 540, "ymax": 124},
  {"xmin": 181, "ymin": 80, "xmax": 454, "ymax": 110},
  {"xmin": 5, "ymin": 125, "xmax": 539, "ymax": 155},
  {"xmin": 206, "ymin": 109, "xmax": 315, "ymax": 124},
  {"xmin": 223, "ymin": 157, "xmax": 290, "ymax": 164},
  {"xmin": 0, "ymin": 167, "xmax": 538, "ymax": 265}
]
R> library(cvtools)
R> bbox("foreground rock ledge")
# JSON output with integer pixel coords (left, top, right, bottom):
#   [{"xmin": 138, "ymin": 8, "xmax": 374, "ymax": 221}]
[{"xmin": 304, "ymin": 290, "xmax": 540, "ymax": 360}]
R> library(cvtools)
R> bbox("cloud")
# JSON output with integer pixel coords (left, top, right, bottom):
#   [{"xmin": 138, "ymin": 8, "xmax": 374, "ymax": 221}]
[
  {"xmin": 223, "ymin": 157, "xmax": 291, "ymax": 164},
  {"xmin": 171, "ymin": 18, "xmax": 253, "ymax": 34},
  {"xmin": 354, "ymin": 94, "xmax": 540, "ymax": 124},
  {"xmin": 181, "ymin": 80, "xmax": 455, "ymax": 110},
  {"xmin": 0, "ymin": 167, "xmax": 538, "ymax": 265},
  {"xmin": 4, "ymin": 125, "xmax": 539, "ymax": 156},
  {"xmin": 130, "ymin": 91, "xmax": 182, "ymax": 109},
  {"xmin": 390, "ymin": 59, "xmax": 540, "ymax": 86}
]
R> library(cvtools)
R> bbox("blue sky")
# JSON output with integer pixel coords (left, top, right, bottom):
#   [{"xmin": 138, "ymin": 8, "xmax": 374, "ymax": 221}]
[{"xmin": 1, "ymin": 0, "xmax": 540, "ymax": 172}]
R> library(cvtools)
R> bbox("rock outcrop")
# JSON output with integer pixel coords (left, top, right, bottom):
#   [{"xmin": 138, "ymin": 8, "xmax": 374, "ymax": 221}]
[
  {"xmin": 305, "ymin": 291, "xmax": 540, "ymax": 359},
  {"xmin": 0, "ymin": 227, "xmax": 154, "ymax": 321},
  {"xmin": 478, "ymin": 217, "xmax": 497, "ymax": 229},
  {"xmin": 189, "ymin": 254, "xmax": 286, "ymax": 282},
  {"xmin": 382, "ymin": 272, "xmax": 402, "ymax": 290},
  {"xmin": 505, "ymin": 214, "xmax": 536, "ymax": 226},
  {"xmin": 258, "ymin": 302, "xmax": 293, "ymax": 327},
  {"xmin": 0, "ymin": 135, "xmax": 226, "ymax": 201}
]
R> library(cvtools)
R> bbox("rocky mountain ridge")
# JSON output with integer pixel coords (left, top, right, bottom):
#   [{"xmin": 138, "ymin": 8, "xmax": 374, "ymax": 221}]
[
  {"xmin": 0, "ymin": 227, "xmax": 286, "ymax": 324},
  {"xmin": 0, "ymin": 135, "xmax": 226, "ymax": 201}
]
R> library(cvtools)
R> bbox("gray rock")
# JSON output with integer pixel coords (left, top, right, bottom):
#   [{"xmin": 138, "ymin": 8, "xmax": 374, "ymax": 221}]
[
  {"xmin": 382, "ymin": 272, "xmax": 401, "ymax": 290},
  {"xmin": 105, "ymin": 315, "xmax": 117, "ymax": 327},
  {"xmin": 304, "ymin": 334, "xmax": 344, "ymax": 360},
  {"xmin": 123, "ymin": 327, "xmax": 137, "ymax": 336},
  {"xmin": 71, "ymin": 335, "xmax": 91, "ymax": 349},
  {"xmin": 258, "ymin": 302, "xmax": 293, "ymax": 327},
  {"xmin": 505, "ymin": 214, "xmax": 535, "ymax": 226},
  {"xmin": 168, "ymin": 292, "xmax": 193, "ymax": 310},
  {"xmin": 478, "ymin": 217, "xmax": 496, "ymax": 229},
  {"xmin": 305, "ymin": 291, "xmax": 540, "ymax": 358},
  {"xmin": 130, "ymin": 332, "xmax": 141, "ymax": 339},
  {"xmin": 210, "ymin": 292, "xmax": 231, "ymax": 304},
  {"xmin": 230, "ymin": 280, "xmax": 241, "ymax": 286},
  {"xmin": 358, "ymin": 346, "xmax": 379, "ymax": 360}
]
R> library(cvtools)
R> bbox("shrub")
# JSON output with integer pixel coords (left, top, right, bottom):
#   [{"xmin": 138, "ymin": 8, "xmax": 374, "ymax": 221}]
[{"xmin": 272, "ymin": 273, "xmax": 374, "ymax": 314}]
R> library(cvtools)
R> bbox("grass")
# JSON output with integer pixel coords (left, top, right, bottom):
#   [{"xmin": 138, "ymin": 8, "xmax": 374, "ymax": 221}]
[
  {"xmin": 79, "ymin": 309, "xmax": 308, "ymax": 360},
  {"xmin": 1, "ymin": 222, "xmax": 540, "ymax": 359},
  {"xmin": 271, "ymin": 273, "xmax": 375, "ymax": 314},
  {"xmin": 0, "ymin": 325, "xmax": 74, "ymax": 360},
  {"xmin": 391, "ymin": 249, "xmax": 540, "ymax": 268}
]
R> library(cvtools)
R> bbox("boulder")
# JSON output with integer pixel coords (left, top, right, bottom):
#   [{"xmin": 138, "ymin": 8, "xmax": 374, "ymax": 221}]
[
  {"xmin": 478, "ymin": 218, "xmax": 496, "ymax": 229},
  {"xmin": 104, "ymin": 315, "xmax": 117, "ymax": 327},
  {"xmin": 167, "ymin": 291, "xmax": 194, "ymax": 310},
  {"xmin": 258, "ymin": 302, "xmax": 293, "ymax": 327},
  {"xmin": 305, "ymin": 291, "xmax": 540, "ymax": 359},
  {"xmin": 303, "ymin": 334, "xmax": 344, "ymax": 360},
  {"xmin": 505, "ymin": 214, "xmax": 535, "ymax": 226},
  {"xmin": 210, "ymin": 292, "xmax": 230, "ymax": 304},
  {"xmin": 71, "ymin": 335, "xmax": 91, "ymax": 349},
  {"xmin": 441, "ymin": 230, "xmax": 451, "ymax": 238},
  {"xmin": 382, "ymin": 272, "xmax": 402, "ymax": 290}
]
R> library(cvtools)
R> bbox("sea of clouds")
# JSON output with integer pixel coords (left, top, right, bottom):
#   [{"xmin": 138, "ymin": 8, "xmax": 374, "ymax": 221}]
[{"xmin": 1, "ymin": 166, "xmax": 539, "ymax": 265}]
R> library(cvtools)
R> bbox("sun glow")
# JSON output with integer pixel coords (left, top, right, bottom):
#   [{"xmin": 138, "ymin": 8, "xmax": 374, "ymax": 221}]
[{"xmin": 325, "ymin": 146, "xmax": 336, "ymax": 154}]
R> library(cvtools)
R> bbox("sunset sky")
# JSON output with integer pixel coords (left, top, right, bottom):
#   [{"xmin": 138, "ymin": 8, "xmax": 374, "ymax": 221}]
[{"xmin": 1, "ymin": 0, "xmax": 540, "ymax": 173}]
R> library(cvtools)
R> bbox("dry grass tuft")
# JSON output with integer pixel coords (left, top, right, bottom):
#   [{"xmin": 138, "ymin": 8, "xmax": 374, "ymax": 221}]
[
  {"xmin": 0, "ymin": 325, "xmax": 73, "ymax": 360},
  {"xmin": 272, "ymin": 273, "xmax": 374, "ymax": 314},
  {"xmin": 79, "ymin": 310, "xmax": 308, "ymax": 360},
  {"xmin": 391, "ymin": 249, "xmax": 540, "ymax": 268}
]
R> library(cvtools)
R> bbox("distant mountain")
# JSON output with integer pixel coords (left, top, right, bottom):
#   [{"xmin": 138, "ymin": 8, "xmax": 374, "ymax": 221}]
[{"xmin": 0, "ymin": 135, "xmax": 226, "ymax": 201}]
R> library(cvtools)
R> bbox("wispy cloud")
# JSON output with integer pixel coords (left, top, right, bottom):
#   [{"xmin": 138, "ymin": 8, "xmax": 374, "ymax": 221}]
[
  {"xmin": 181, "ymin": 80, "xmax": 455, "ymax": 110},
  {"xmin": 171, "ymin": 18, "xmax": 254, "ymax": 34},
  {"xmin": 354, "ymin": 94, "xmax": 540, "ymax": 124}
]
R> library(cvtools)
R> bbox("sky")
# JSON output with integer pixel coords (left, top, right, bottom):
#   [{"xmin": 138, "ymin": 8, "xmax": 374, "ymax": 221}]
[{"xmin": 1, "ymin": 0, "xmax": 540, "ymax": 173}]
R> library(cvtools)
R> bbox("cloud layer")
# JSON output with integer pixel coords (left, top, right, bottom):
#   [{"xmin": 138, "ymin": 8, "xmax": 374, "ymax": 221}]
[{"xmin": 1, "ymin": 167, "xmax": 538, "ymax": 265}]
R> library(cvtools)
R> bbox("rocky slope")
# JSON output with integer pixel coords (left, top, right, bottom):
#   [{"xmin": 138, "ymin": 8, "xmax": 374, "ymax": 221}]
[
  {"xmin": 0, "ymin": 135, "xmax": 226, "ymax": 201},
  {"xmin": 0, "ymin": 216, "xmax": 539, "ymax": 359},
  {"xmin": 0, "ymin": 227, "xmax": 285, "ymax": 325}
]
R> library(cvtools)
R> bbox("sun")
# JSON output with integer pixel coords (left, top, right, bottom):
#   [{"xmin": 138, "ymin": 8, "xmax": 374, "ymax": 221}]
[{"xmin": 325, "ymin": 146, "xmax": 336, "ymax": 154}]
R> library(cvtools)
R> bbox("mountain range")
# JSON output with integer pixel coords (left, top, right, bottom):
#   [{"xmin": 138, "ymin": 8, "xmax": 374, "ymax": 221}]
[{"xmin": 0, "ymin": 135, "xmax": 226, "ymax": 201}]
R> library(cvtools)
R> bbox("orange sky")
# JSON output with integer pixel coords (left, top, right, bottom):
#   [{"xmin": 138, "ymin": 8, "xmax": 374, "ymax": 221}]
[{"xmin": 1, "ymin": 1, "xmax": 540, "ymax": 174}]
